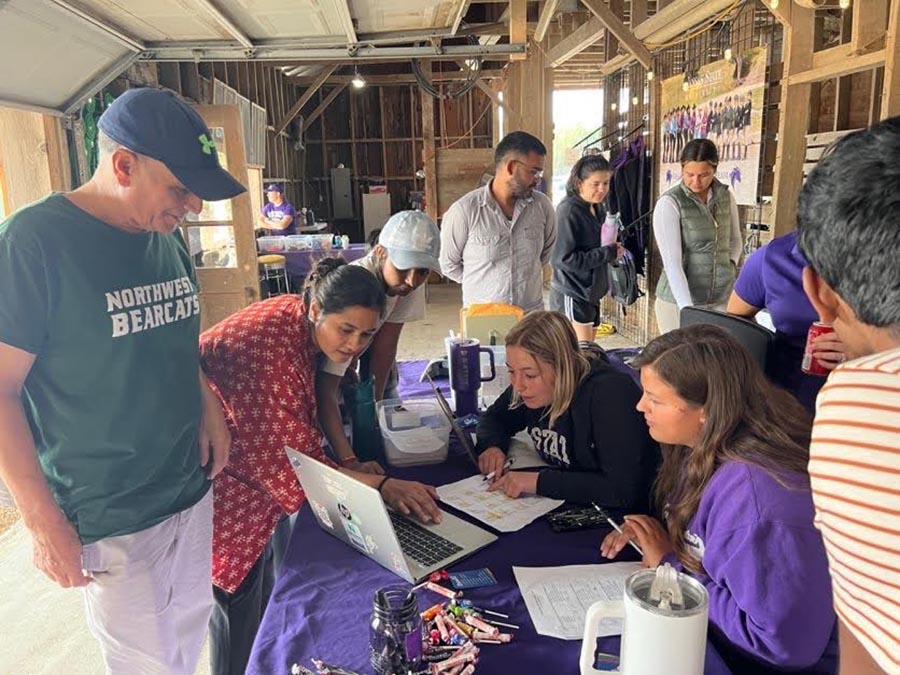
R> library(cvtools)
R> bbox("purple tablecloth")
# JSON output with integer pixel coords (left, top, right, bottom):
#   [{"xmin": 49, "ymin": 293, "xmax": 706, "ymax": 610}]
[
  {"xmin": 283, "ymin": 244, "xmax": 369, "ymax": 280},
  {"xmin": 246, "ymin": 454, "xmax": 732, "ymax": 674},
  {"xmin": 397, "ymin": 360, "xmax": 449, "ymax": 399}
]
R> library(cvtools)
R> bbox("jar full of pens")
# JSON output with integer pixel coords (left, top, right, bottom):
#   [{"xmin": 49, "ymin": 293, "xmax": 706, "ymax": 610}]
[{"xmin": 369, "ymin": 585, "xmax": 423, "ymax": 674}]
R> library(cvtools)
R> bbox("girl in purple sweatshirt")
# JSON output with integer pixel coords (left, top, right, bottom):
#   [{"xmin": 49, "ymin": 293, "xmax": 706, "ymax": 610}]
[{"xmin": 601, "ymin": 325, "xmax": 838, "ymax": 674}]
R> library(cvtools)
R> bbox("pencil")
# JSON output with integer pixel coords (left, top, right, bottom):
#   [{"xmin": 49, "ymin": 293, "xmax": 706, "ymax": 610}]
[{"xmin": 592, "ymin": 503, "xmax": 644, "ymax": 556}]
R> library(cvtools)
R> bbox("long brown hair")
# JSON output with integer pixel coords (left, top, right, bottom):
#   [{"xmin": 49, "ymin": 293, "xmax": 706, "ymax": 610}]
[
  {"xmin": 633, "ymin": 325, "xmax": 812, "ymax": 573},
  {"xmin": 505, "ymin": 311, "xmax": 592, "ymax": 428}
]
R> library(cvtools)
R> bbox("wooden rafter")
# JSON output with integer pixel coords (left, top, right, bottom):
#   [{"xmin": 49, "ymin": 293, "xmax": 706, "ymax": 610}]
[
  {"xmin": 579, "ymin": 0, "xmax": 652, "ymax": 68},
  {"xmin": 475, "ymin": 78, "xmax": 519, "ymax": 119},
  {"xmin": 290, "ymin": 70, "xmax": 506, "ymax": 86},
  {"xmin": 535, "ymin": 0, "xmax": 562, "ymax": 43},
  {"xmin": 450, "ymin": 0, "xmax": 472, "ymax": 35},
  {"xmin": 787, "ymin": 49, "xmax": 886, "ymax": 85},
  {"xmin": 548, "ymin": 16, "xmax": 605, "ymax": 66},
  {"xmin": 302, "ymin": 84, "xmax": 349, "ymax": 133},
  {"xmin": 274, "ymin": 64, "xmax": 337, "ymax": 135}
]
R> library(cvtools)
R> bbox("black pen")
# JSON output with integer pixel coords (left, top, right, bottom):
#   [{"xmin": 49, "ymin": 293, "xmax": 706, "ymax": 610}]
[{"xmin": 592, "ymin": 502, "xmax": 644, "ymax": 556}]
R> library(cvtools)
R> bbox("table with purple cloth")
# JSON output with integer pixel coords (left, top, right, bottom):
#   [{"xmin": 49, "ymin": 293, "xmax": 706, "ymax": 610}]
[
  {"xmin": 246, "ymin": 360, "xmax": 732, "ymax": 675},
  {"xmin": 283, "ymin": 243, "xmax": 369, "ymax": 281}
]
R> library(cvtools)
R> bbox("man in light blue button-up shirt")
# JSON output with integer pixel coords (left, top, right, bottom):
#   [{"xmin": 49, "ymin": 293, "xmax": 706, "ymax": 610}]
[{"xmin": 439, "ymin": 131, "xmax": 557, "ymax": 312}]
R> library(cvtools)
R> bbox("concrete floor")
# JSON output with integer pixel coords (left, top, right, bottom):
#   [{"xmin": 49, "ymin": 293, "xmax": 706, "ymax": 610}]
[{"xmin": 0, "ymin": 282, "xmax": 638, "ymax": 675}]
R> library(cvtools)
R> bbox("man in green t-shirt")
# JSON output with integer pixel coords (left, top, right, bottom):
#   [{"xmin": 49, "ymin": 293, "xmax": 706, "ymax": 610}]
[{"xmin": 0, "ymin": 88, "xmax": 243, "ymax": 674}]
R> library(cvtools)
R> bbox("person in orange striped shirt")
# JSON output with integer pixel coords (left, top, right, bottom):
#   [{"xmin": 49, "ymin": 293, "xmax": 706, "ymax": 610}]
[{"xmin": 798, "ymin": 116, "xmax": 900, "ymax": 675}]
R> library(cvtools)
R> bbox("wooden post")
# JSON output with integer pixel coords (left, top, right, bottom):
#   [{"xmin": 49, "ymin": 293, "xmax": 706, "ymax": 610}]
[
  {"xmin": 0, "ymin": 109, "xmax": 59, "ymax": 212},
  {"xmin": 851, "ymin": 0, "xmax": 889, "ymax": 52},
  {"xmin": 420, "ymin": 63, "xmax": 439, "ymax": 221},
  {"xmin": 771, "ymin": 6, "xmax": 815, "ymax": 236},
  {"xmin": 510, "ymin": 0, "xmax": 528, "ymax": 61},
  {"xmin": 882, "ymin": 0, "xmax": 900, "ymax": 118}
]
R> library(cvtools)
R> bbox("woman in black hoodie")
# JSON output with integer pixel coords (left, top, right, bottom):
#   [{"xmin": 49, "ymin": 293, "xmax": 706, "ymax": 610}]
[
  {"xmin": 550, "ymin": 155, "xmax": 624, "ymax": 341},
  {"xmin": 476, "ymin": 311, "xmax": 660, "ymax": 511}
]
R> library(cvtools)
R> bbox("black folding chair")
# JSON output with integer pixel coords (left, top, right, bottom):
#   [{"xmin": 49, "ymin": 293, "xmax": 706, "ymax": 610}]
[{"xmin": 679, "ymin": 306, "xmax": 774, "ymax": 372}]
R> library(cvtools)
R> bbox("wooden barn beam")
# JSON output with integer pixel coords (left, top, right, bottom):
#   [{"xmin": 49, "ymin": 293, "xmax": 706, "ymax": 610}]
[
  {"xmin": 302, "ymin": 84, "xmax": 348, "ymax": 133},
  {"xmin": 510, "ymin": 0, "xmax": 528, "ymax": 61},
  {"xmin": 535, "ymin": 0, "xmax": 562, "ymax": 43},
  {"xmin": 274, "ymin": 64, "xmax": 336, "ymax": 135},
  {"xmin": 549, "ymin": 17, "xmax": 605, "ymax": 66},
  {"xmin": 772, "ymin": 5, "xmax": 815, "ymax": 237},
  {"xmin": 882, "ymin": 0, "xmax": 900, "ymax": 117}
]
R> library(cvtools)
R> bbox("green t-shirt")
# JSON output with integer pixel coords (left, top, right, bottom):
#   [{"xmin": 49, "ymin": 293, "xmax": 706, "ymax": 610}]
[{"xmin": 0, "ymin": 194, "xmax": 209, "ymax": 544}]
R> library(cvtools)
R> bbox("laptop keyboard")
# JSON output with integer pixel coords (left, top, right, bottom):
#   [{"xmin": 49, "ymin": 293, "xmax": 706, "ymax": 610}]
[{"xmin": 389, "ymin": 511, "xmax": 463, "ymax": 567}]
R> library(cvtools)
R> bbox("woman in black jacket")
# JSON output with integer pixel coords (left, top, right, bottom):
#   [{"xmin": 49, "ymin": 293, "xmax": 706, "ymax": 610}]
[
  {"xmin": 476, "ymin": 311, "xmax": 660, "ymax": 511},
  {"xmin": 550, "ymin": 155, "xmax": 624, "ymax": 341}
]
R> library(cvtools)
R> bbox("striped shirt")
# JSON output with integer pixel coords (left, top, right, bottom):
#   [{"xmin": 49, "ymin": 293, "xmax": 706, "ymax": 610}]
[{"xmin": 809, "ymin": 346, "xmax": 900, "ymax": 674}]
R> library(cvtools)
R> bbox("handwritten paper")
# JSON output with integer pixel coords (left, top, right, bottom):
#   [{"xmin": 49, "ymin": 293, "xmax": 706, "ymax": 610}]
[
  {"xmin": 513, "ymin": 563, "xmax": 642, "ymax": 639},
  {"xmin": 436, "ymin": 475, "xmax": 563, "ymax": 532}
]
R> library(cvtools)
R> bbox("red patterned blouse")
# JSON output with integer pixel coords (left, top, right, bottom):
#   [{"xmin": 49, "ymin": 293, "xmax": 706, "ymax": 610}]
[{"xmin": 200, "ymin": 295, "xmax": 331, "ymax": 593}]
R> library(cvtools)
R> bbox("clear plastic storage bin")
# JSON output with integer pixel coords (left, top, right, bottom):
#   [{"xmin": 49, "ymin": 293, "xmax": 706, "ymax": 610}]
[
  {"xmin": 257, "ymin": 236, "xmax": 285, "ymax": 253},
  {"xmin": 376, "ymin": 398, "xmax": 450, "ymax": 467},
  {"xmin": 283, "ymin": 235, "xmax": 311, "ymax": 251}
]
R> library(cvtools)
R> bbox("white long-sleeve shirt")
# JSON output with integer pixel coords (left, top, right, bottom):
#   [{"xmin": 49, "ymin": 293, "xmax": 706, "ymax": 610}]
[{"xmin": 652, "ymin": 188, "xmax": 742, "ymax": 309}]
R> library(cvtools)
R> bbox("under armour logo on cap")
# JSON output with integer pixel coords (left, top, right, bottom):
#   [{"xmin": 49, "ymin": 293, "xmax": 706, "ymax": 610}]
[
  {"xmin": 98, "ymin": 88, "xmax": 245, "ymax": 201},
  {"xmin": 198, "ymin": 133, "xmax": 216, "ymax": 155}
]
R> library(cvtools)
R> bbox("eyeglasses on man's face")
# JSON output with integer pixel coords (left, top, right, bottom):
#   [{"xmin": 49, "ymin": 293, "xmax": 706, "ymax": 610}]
[{"xmin": 513, "ymin": 159, "xmax": 545, "ymax": 180}]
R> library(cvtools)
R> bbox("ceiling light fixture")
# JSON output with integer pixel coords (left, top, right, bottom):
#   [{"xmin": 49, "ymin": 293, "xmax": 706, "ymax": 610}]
[
  {"xmin": 769, "ymin": 0, "xmax": 779, "ymax": 9},
  {"xmin": 838, "ymin": 0, "xmax": 850, "ymax": 8},
  {"xmin": 724, "ymin": 48, "xmax": 733, "ymax": 62},
  {"xmin": 647, "ymin": 70, "xmax": 654, "ymax": 81},
  {"xmin": 351, "ymin": 67, "xmax": 366, "ymax": 89}
]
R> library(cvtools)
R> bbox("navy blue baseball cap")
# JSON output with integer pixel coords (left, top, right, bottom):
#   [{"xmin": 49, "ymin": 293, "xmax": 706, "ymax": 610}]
[
  {"xmin": 265, "ymin": 183, "xmax": 283, "ymax": 193},
  {"xmin": 98, "ymin": 88, "xmax": 246, "ymax": 201}
]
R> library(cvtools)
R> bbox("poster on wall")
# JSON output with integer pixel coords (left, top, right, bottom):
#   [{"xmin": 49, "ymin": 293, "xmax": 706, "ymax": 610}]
[{"xmin": 658, "ymin": 46, "xmax": 768, "ymax": 205}]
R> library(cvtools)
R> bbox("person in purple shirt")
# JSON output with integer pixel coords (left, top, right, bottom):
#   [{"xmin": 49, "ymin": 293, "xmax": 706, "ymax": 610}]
[
  {"xmin": 726, "ymin": 231, "xmax": 847, "ymax": 412},
  {"xmin": 601, "ymin": 325, "xmax": 838, "ymax": 675},
  {"xmin": 257, "ymin": 183, "xmax": 296, "ymax": 235}
]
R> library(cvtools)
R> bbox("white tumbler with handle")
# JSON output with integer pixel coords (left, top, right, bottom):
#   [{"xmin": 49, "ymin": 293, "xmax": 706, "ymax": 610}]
[{"xmin": 580, "ymin": 563, "xmax": 709, "ymax": 675}]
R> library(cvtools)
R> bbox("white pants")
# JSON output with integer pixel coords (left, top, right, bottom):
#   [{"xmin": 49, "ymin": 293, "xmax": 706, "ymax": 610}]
[
  {"xmin": 81, "ymin": 488, "xmax": 214, "ymax": 675},
  {"xmin": 654, "ymin": 299, "xmax": 729, "ymax": 335}
]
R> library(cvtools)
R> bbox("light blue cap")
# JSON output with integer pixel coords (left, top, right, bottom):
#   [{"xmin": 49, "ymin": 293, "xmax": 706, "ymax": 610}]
[{"xmin": 379, "ymin": 210, "xmax": 441, "ymax": 272}]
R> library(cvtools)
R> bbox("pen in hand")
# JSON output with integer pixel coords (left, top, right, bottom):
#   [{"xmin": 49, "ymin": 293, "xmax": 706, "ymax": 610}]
[
  {"xmin": 592, "ymin": 502, "xmax": 645, "ymax": 556},
  {"xmin": 483, "ymin": 457, "xmax": 515, "ymax": 482}
]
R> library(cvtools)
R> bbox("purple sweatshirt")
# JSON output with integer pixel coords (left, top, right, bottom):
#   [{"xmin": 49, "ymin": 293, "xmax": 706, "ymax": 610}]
[{"xmin": 663, "ymin": 461, "xmax": 838, "ymax": 672}]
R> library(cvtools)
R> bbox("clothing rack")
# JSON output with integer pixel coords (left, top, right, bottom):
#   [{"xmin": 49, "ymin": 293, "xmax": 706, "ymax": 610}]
[
  {"xmin": 582, "ymin": 123, "xmax": 646, "ymax": 155},
  {"xmin": 572, "ymin": 124, "xmax": 608, "ymax": 150},
  {"xmin": 605, "ymin": 123, "xmax": 646, "ymax": 152}
]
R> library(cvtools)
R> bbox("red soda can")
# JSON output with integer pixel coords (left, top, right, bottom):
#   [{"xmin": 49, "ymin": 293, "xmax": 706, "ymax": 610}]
[{"xmin": 802, "ymin": 322, "xmax": 835, "ymax": 376}]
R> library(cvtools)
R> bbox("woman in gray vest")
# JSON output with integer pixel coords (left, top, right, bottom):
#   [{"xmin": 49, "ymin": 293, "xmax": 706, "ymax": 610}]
[{"xmin": 653, "ymin": 139, "xmax": 743, "ymax": 333}]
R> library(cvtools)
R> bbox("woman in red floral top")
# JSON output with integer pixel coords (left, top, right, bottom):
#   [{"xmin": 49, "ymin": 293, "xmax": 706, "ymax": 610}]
[{"xmin": 200, "ymin": 258, "xmax": 442, "ymax": 675}]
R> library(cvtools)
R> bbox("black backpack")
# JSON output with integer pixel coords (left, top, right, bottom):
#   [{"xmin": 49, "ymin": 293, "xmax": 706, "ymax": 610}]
[{"xmin": 607, "ymin": 250, "xmax": 643, "ymax": 312}]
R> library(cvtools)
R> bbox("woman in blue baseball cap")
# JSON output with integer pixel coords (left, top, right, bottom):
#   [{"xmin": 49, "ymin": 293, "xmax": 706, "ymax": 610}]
[{"xmin": 316, "ymin": 210, "xmax": 442, "ymax": 473}]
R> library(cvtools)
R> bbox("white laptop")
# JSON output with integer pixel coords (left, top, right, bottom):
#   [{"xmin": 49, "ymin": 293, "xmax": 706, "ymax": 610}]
[{"xmin": 287, "ymin": 449, "xmax": 498, "ymax": 583}]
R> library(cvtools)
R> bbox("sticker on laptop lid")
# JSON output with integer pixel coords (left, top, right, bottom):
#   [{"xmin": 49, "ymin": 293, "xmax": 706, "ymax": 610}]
[{"xmin": 309, "ymin": 499, "xmax": 334, "ymax": 529}]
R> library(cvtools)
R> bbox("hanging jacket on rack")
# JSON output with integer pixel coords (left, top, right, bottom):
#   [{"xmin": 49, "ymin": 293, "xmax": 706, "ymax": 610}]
[{"xmin": 608, "ymin": 136, "xmax": 651, "ymax": 275}]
